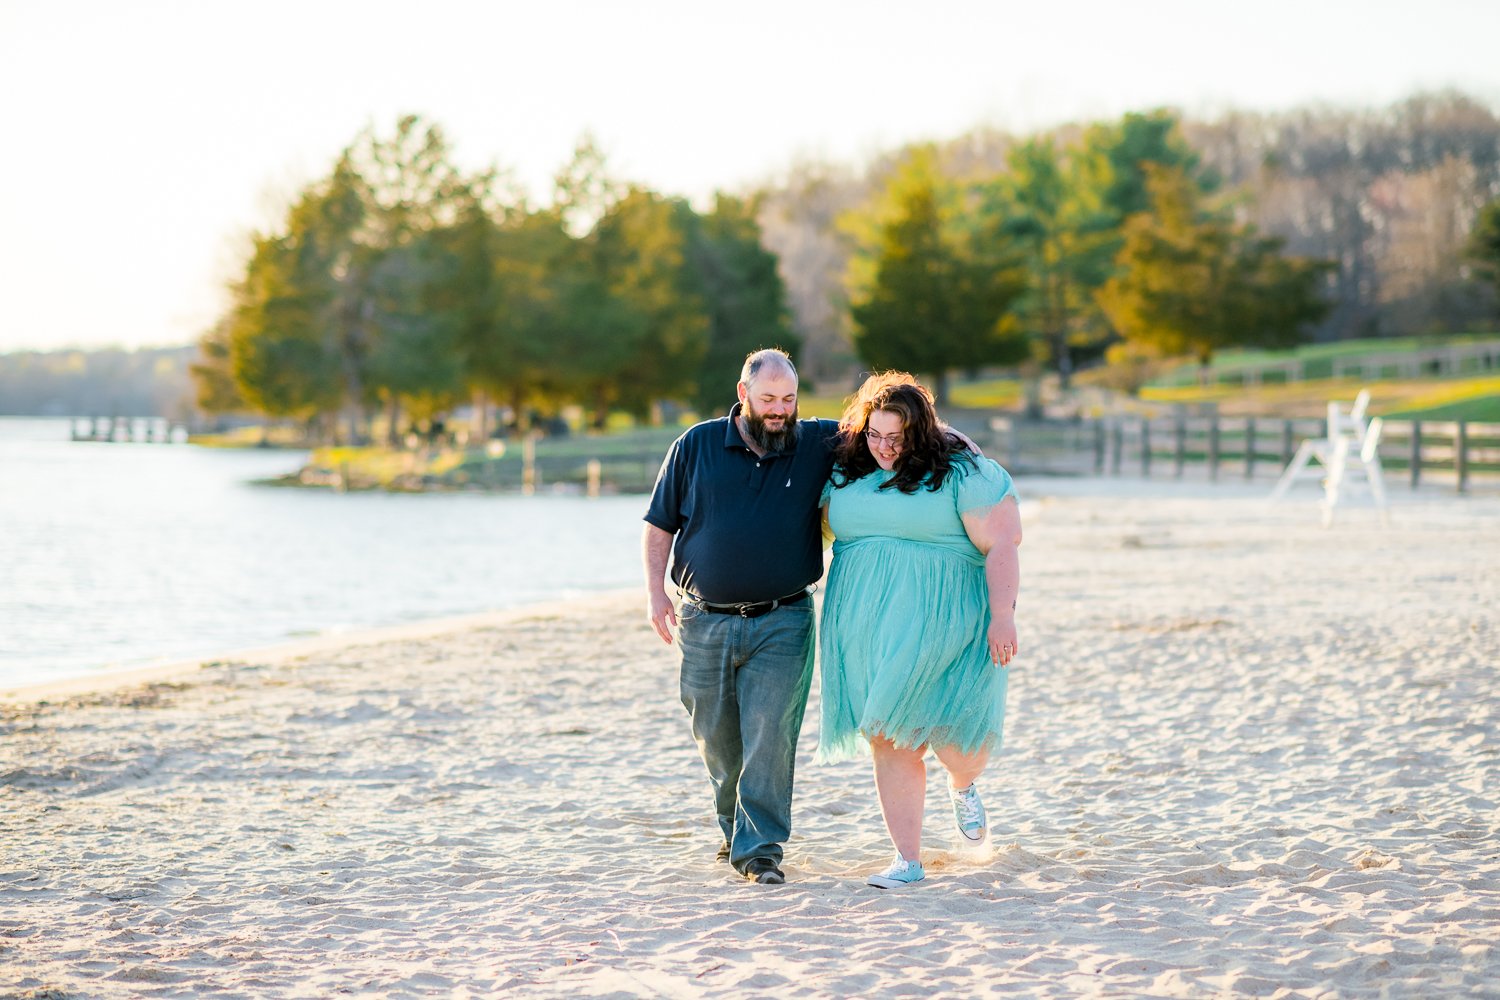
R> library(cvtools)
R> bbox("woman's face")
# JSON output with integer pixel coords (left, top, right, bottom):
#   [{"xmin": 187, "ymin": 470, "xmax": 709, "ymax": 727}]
[{"xmin": 865, "ymin": 408, "xmax": 905, "ymax": 471}]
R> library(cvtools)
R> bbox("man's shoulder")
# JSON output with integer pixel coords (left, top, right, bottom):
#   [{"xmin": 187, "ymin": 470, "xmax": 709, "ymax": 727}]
[
  {"xmin": 679, "ymin": 415, "xmax": 730, "ymax": 443},
  {"xmin": 666, "ymin": 416, "xmax": 731, "ymax": 456}
]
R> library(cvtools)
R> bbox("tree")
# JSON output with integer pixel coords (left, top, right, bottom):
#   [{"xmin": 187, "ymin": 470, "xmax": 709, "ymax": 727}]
[
  {"xmin": 564, "ymin": 188, "xmax": 708, "ymax": 425},
  {"xmin": 982, "ymin": 138, "xmax": 1117, "ymax": 389},
  {"xmin": 224, "ymin": 224, "xmax": 343, "ymax": 425},
  {"xmin": 1466, "ymin": 198, "xmax": 1500, "ymax": 309},
  {"xmin": 1184, "ymin": 93, "xmax": 1500, "ymax": 339},
  {"xmin": 208, "ymin": 115, "xmax": 511, "ymax": 443},
  {"xmin": 1096, "ymin": 165, "xmax": 1331, "ymax": 372},
  {"xmin": 755, "ymin": 160, "xmax": 871, "ymax": 384},
  {"xmin": 553, "ymin": 134, "xmax": 621, "ymax": 239},
  {"xmin": 476, "ymin": 140, "xmax": 708, "ymax": 426},
  {"xmin": 1374, "ymin": 158, "xmax": 1494, "ymax": 333},
  {"xmin": 847, "ymin": 148, "xmax": 1028, "ymax": 404},
  {"xmin": 360, "ymin": 231, "xmax": 466, "ymax": 434},
  {"xmin": 342, "ymin": 116, "xmax": 480, "ymax": 439},
  {"xmin": 189, "ymin": 318, "xmax": 247, "ymax": 416},
  {"xmin": 218, "ymin": 156, "xmax": 370, "ymax": 442},
  {"xmin": 477, "ymin": 206, "xmax": 575, "ymax": 431},
  {"xmin": 1079, "ymin": 110, "xmax": 1209, "ymax": 225},
  {"xmin": 681, "ymin": 194, "xmax": 797, "ymax": 416}
]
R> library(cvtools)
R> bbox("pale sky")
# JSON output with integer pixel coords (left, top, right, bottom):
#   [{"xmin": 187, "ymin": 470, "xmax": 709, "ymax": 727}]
[{"xmin": 2, "ymin": 0, "xmax": 1497, "ymax": 353}]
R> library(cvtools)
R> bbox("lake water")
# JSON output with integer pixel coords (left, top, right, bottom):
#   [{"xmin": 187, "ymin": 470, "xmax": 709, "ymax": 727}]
[{"xmin": 0, "ymin": 418, "xmax": 649, "ymax": 689}]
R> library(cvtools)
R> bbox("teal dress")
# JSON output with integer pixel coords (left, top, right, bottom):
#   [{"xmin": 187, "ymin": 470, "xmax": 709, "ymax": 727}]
[{"xmin": 816, "ymin": 454, "xmax": 1017, "ymax": 763}]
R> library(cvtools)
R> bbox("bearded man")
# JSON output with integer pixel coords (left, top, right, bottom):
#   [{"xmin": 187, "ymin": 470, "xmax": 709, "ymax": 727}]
[{"xmin": 642, "ymin": 348, "xmax": 839, "ymax": 885}]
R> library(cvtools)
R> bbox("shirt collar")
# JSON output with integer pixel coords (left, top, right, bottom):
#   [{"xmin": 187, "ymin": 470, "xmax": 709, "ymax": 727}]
[{"xmin": 725, "ymin": 402, "xmax": 799, "ymax": 454}]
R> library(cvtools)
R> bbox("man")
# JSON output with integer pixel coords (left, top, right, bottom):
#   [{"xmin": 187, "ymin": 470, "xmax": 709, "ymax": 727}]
[{"xmin": 642, "ymin": 348, "xmax": 839, "ymax": 885}]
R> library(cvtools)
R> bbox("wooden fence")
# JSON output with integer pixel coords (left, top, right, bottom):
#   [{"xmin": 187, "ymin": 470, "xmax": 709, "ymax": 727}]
[
  {"xmin": 990, "ymin": 416, "xmax": 1500, "ymax": 492},
  {"xmin": 445, "ymin": 447, "xmax": 665, "ymax": 494},
  {"xmin": 1157, "ymin": 339, "xmax": 1500, "ymax": 387},
  {"xmin": 301, "ymin": 423, "xmax": 1500, "ymax": 495}
]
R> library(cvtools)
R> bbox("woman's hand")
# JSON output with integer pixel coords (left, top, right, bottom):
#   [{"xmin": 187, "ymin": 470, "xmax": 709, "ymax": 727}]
[
  {"xmin": 963, "ymin": 495, "xmax": 1022, "ymax": 668},
  {"xmin": 988, "ymin": 614, "xmax": 1018, "ymax": 667}
]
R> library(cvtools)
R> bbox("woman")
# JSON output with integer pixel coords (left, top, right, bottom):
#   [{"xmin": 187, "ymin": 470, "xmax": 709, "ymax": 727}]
[{"xmin": 817, "ymin": 372, "xmax": 1021, "ymax": 889}]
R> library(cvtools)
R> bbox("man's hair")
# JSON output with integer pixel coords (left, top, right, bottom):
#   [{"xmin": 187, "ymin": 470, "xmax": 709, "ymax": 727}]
[{"xmin": 740, "ymin": 348, "xmax": 797, "ymax": 387}]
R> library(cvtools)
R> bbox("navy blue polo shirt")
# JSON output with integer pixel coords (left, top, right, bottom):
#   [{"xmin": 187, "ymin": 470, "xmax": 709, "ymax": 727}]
[{"xmin": 645, "ymin": 406, "xmax": 840, "ymax": 604}]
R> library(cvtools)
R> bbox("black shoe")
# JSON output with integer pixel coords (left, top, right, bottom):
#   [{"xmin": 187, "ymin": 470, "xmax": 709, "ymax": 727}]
[
  {"xmin": 744, "ymin": 858, "xmax": 785, "ymax": 885},
  {"xmin": 716, "ymin": 841, "xmax": 731, "ymax": 864}
]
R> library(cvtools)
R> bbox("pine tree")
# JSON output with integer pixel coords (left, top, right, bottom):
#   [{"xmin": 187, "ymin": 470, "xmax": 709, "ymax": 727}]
[
  {"xmin": 848, "ymin": 150, "xmax": 1027, "ymax": 404},
  {"xmin": 1096, "ymin": 166, "xmax": 1331, "ymax": 371}
]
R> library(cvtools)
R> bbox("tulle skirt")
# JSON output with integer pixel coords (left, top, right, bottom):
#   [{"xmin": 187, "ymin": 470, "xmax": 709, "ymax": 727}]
[{"xmin": 816, "ymin": 536, "xmax": 1008, "ymax": 763}]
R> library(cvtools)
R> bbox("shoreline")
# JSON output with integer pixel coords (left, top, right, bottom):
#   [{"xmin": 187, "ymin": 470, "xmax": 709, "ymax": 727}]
[
  {"xmin": 0, "ymin": 588, "xmax": 640, "ymax": 705},
  {"xmin": 4, "ymin": 473, "xmax": 1491, "ymax": 706},
  {"xmin": 2, "ymin": 490, "xmax": 1495, "ymax": 997}
]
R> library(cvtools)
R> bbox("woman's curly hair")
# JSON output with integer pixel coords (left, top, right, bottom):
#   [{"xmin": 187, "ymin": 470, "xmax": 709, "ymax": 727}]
[{"xmin": 831, "ymin": 371, "xmax": 969, "ymax": 494}]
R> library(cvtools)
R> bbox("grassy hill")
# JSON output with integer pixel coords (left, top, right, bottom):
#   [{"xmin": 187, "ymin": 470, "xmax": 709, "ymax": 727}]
[{"xmin": 1138, "ymin": 375, "xmax": 1500, "ymax": 421}]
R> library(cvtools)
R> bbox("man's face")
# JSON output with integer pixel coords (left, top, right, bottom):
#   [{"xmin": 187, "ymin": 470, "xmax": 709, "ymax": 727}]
[{"xmin": 738, "ymin": 371, "xmax": 799, "ymax": 452}]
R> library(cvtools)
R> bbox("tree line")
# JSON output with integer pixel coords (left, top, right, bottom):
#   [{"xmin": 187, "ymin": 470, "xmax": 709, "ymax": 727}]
[
  {"xmin": 838, "ymin": 115, "xmax": 1333, "ymax": 402},
  {"xmin": 13, "ymin": 95, "xmax": 1493, "ymax": 427},
  {"xmin": 191, "ymin": 111, "xmax": 1329, "ymax": 434},
  {"xmin": 189, "ymin": 93, "xmax": 1500, "ymax": 437},
  {"xmin": 0, "ymin": 346, "xmax": 196, "ymax": 418},
  {"xmin": 764, "ymin": 91, "xmax": 1500, "ymax": 389},
  {"xmin": 191, "ymin": 118, "xmax": 793, "ymax": 444}
]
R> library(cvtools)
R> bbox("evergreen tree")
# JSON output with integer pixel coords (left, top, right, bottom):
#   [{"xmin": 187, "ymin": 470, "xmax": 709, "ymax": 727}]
[
  {"xmin": 482, "ymin": 207, "xmax": 575, "ymax": 431},
  {"xmin": 224, "ymin": 222, "xmax": 343, "ymax": 423},
  {"xmin": 680, "ymin": 194, "xmax": 797, "ymax": 417},
  {"xmin": 343, "ymin": 116, "xmax": 479, "ymax": 438},
  {"xmin": 982, "ymin": 138, "xmax": 1117, "ymax": 388},
  {"xmin": 1466, "ymin": 198, "xmax": 1500, "ymax": 308},
  {"xmin": 1079, "ymin": 110, "xmax": 1211, "ymax": 225},
  {"xmin": 1096, "ymin": 166, "xmax": 1331, "ymax": 370},
  {"xmin": 848, "ymin": 149, "xmax": 1028, "ymax": 404},
  {"xmin": 189, "ymin": 318, "xmax": 246, "ymax": 415},
  {"xmin": 568, "ymin": 188, "xmax": 708, "ymax": 425}
]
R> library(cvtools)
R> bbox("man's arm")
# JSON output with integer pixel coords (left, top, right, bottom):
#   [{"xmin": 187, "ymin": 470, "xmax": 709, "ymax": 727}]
[
  {"xmin": 946, "ymin": 424, "xmax": 984, "ymax": 456},
  {"xmin": 643, "ymin": 523, "xmax": 677, "ymax": 645}
]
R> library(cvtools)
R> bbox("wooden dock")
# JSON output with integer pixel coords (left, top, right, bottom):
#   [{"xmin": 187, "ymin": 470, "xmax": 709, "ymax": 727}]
[{"xmin": 70, "ymin": 417, "xmax": 188, "ymax": 444}]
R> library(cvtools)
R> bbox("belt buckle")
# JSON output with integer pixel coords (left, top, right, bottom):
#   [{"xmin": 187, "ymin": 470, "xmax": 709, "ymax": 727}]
[{"xmin": 738, "ymin": 600, "xmax": 772, "ymax": 618}]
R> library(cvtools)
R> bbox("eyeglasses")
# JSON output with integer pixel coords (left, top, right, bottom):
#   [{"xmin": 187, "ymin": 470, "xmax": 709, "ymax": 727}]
[{"xmin": 864, "ymin": 428, "xmax": 904, "ymax": 449}]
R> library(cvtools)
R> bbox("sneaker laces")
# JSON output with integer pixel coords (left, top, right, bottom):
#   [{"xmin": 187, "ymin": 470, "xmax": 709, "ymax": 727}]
[
  {"xmin": 882, "ymin": 855, "xmax": 916, "ymax": 877},
  {"xmin": 954, "ymin": 786, "xmax": 983, "ymax": 827}
]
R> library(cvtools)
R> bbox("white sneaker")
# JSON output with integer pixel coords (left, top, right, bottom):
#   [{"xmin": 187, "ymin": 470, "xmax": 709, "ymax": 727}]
[
  {"xmin": 950, "ymin": 783, "xmax": 987, "ymax": 843},
  {"xmin": 866, "ymin": 854, "xmax": 925, "ymax": 889}
]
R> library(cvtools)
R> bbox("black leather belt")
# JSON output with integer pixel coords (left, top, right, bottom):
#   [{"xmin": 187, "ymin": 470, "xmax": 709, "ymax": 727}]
[{"xmin": 691, "ymin": 590, "xmax": 809, "ymax": 619}]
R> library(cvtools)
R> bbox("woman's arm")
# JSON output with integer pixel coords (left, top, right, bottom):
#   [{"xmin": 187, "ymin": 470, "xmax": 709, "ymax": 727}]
[{"xmin": 960, "ymin": 495, "xmax": 1022, "ymax": 666}]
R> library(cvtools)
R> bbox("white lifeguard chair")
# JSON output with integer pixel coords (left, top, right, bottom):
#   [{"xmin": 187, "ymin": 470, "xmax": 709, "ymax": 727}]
[{"xmin": 1269, "ymin": 389, "xmax": 1389, "ymax": 526}]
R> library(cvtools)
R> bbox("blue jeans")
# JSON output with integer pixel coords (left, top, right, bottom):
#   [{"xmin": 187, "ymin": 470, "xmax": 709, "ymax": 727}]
[{"xmin": 677, "ymin": 600, "xmax": 815, "ymax": 873}]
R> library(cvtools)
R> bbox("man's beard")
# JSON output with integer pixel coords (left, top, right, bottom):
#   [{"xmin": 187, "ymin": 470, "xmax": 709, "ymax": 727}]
[{"xmin": 744, "ymin": 402, "xmax": 798, "ymax": 453}]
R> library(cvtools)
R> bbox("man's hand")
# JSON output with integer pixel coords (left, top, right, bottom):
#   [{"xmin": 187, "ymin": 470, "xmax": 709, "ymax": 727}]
[
  {"xmin": 647, "ymin": 588, "xmax": 677, "ymax": 644},
  {"xmin": 642, "ymin": 524, "xmax": 677, "ymax": 644},
  {"xmin": 947, "ymin": 425, "xmax": 984, "ymax": 456}
]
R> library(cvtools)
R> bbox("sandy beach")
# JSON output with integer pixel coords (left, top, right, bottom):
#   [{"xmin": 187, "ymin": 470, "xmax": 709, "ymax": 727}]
[{"xmin": 3, "ymin": 480, "xmax": 1497, "ymax": 998}]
